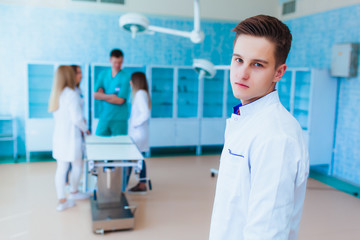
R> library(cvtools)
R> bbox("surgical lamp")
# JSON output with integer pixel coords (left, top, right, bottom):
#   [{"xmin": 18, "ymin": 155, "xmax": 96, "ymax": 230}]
[
  {"xmin": 193, "ymin": 59, "xmax": 216, "ymax": 79},
  {"xmin": 119, "ymin": 0, "xmax": 205, "ymax": 43}
]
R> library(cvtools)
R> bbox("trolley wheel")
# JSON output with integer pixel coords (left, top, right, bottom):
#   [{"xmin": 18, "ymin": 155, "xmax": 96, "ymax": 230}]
[
  {"xmin": 148, "ymin": 180, "xmax": 152, "ymax": 191},
  {"xmin": 95, "ymin": 229, "xmax": 104, "ymax": 235}
]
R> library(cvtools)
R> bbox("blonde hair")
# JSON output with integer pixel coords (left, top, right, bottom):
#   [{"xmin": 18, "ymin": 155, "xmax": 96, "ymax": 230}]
[
  {"xmin": 48, "ymin": 65, "xmax": 76, "ymax": 112},
  {"xmin": 131, "ymin": 72, "xmax": 151, "ymax": 109}
]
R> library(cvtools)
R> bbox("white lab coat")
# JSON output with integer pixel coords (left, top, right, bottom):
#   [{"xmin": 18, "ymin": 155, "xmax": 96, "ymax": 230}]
[
  {"xmin": 128, "ymin": 90, "xmax": 150, "ymax": 152},
  {"xmin": 209, "ymin": 91, "xmax": 309, "ymax": 240},
  {"xmin": 52, "ymin": 87, "xmax": 88, "ymax": 162},
  {"xmin": 75, "ymin": 86, "xmax": 86, "ymax": 154},
  {"xmin": 74, "ymin": 86, "xmax": 84, "ymax": 115}
]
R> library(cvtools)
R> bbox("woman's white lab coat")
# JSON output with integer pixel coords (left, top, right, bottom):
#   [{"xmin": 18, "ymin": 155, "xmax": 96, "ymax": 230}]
[
  {"xmin": 209, "ymin": 91, "xmax": 309, "ymax": 240},
  {"xmin": 52, "ymin": 87, "xmax": 88, "ymax": 162},
  {"xmin": 74, "ymin": 86, "xmax": 84, "ymax": 114},
  {"xmin": 128, "ymin": 90, "xmax": 150, "ymax": 152}
]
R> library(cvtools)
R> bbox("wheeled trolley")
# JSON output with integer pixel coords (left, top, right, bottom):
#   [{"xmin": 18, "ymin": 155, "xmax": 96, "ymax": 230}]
[
  {"xmin": 85, "ymin": 136, "xmax": 144, "ymax": 234},
  {"xmin": 91, "ymin": 193, "xmax": 135, "ymax": 233}
]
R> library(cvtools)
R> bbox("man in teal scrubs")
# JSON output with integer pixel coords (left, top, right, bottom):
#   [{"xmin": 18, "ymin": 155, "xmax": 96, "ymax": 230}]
[{"xmin": 94, "ymin": 49, "xmax": 130, "ymax": 136}]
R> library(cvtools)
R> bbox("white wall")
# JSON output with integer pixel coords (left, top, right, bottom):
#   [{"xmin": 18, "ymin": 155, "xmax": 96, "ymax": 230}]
[
  {"xmin": 2, "ymin": 0, "xmax": 360, "ymax": 28},
  {"xmin": 279, "ymin": 0, "xmax": 360, "ymax": 20},
  {"xmin": 0, "ymin": 0, "xmax": 278, "ymax": 21}
]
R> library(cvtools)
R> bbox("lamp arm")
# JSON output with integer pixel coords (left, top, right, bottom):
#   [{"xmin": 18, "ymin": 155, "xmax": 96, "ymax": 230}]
[
  {"xmin": 199, "ymin": 69, "xmax": 206, "ymax": 80},
  {"xmin": 148, "ymin": 25, "xmax": 192, "ymax": 38},
  {"xmin": 193, "ymin": 0, "xmax": 201, "ymax": 33}
]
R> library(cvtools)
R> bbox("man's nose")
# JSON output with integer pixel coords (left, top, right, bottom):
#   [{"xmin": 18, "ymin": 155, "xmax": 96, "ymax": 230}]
[{"xmin": 237, "ymin": 65, "xmax": 250, "ymax": 80}]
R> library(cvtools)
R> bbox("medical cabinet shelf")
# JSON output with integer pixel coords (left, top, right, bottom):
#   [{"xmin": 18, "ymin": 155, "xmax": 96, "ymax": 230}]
[
  {"xmin": 178, "ymin": 68, "xmax": 198, "ymax": 118},
  {"xmin": 203, "ymin": 70, "xmax": 224, "ymax": 118},
  {"xmin": 0, "ymin": 116, "xmax": 17, "ymax": 159},
  {"xmin": 150, "ymin": 67, "xmax": 174, "ymax": 118}
]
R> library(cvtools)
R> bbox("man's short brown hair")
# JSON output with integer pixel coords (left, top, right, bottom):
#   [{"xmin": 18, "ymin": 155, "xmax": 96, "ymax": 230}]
[{"xmin": 233, "ymin": 15, "xmax": 292, "ymax": 68}]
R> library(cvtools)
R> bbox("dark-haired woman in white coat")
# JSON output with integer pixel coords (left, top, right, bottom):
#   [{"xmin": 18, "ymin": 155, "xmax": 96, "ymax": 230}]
[
  {"xmin": 49, "ymin": 65, "xmax": 90, "ymax": 211},
  {"xmin": 127, "ymin": 72, "xmax": 151, "ymax": 193}
]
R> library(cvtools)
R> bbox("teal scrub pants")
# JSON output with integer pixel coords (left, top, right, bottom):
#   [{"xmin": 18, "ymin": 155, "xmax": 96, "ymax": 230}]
[{"xmin": 95, "ymin": 120, "xmax": 128, "ymax": 136}]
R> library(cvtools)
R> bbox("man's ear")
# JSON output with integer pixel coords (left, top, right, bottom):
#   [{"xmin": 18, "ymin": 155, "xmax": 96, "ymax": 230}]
[{"xmin": 273, "ymin": 64, "xmax": 287, "ymax": 83}]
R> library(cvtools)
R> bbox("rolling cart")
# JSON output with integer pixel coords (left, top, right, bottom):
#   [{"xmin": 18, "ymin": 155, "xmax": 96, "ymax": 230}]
[{"xmin": 85, "ymin": 135, "xmax": 150, "ymax": 234}]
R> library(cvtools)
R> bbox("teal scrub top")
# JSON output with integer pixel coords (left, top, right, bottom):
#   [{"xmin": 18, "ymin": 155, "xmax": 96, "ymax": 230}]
[{"xmin": 95, "ymin": 69, "xmax": 130, "ymax": 121}]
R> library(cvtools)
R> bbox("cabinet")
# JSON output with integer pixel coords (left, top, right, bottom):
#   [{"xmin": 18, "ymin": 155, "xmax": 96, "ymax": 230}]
[
  {"xmin": 0, "ymin": 116, "xmax": 17, "ymax": 159},
  {"xmin": 203, "ymin": 70, "xmax": 225, "ymax": 118},
  {"xmin": 199, "ymin": 69, "xmax": 228, "ymax": 147},
  {"xmin": 149, "ymin": 66, "xmax": 201, "ymax": 148},
  {"xmin": 26, "ymin": 62, "xmax": 89, "ymax": 161},
  {"xmin": 150, "ymin": 67, "xmax": 174, "ymax": 118},
  {"xmin": 149, "ymin": 65, "xmax": 230, "ymax": 153},
  {"xmin": 177, "ymin": 68, "xmax": 199, "ymax": 118},
  {"xmin": 149, "ymin": 66, "xmax": 337, "ymax": 164},
  {"xmin": 24, "ymin": 63, "xmax": 334, "ymax": 163},
  {"xmin": 277, "ymin": 68, "xmax": 337, "ymax": 165}
]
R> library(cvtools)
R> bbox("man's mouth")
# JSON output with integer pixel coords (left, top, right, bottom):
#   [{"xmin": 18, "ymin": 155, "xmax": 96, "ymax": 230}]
[{"xmin": 235, "ymin": 82, "xmax": 249, "ymax": 88}]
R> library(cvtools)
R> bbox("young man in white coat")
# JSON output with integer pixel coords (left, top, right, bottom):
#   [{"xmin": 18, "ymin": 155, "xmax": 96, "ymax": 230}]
[{"xmin": 209, "ymin": 15, "xmax": 309, "ymax": 240}]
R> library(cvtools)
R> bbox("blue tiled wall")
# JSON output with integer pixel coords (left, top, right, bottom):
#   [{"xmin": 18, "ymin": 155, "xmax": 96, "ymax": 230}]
[
  {"xmin": 3, "ymin": 3, "xmax": 360, "ymax": 187},
  {"xmin": 285, "ymin": 4, "xmax": 360, "ymax": 185},
  {"xmin": 0, "ymin": 4, "xmax": 236, "ymax": 156}
]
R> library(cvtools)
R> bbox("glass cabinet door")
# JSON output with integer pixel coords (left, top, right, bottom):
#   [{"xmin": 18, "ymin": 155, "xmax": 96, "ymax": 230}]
[
  {"xmin": 293, "ymin": 71, "xmax": 311, "ymax": 130},
  {"xmin": 122, "ymin": 66, "xmax": 146, "ymax": 79},
  {"xmin": 28, "ymin": 64, "xmax": 54, "ymax": 118},
  {"xmin": 151, "ymin": 67, "xmax": 174, "ymax": 118},
  {"xmin": 93, "ymin": 66, "xmax": 111, "ymax": 119},
  {"xmin": 277, "ymin": 70, "xmax": 292, "ymax": 111},
  {"xmin": 177, "ymin": 68, "xmax": 198, "ymax": 118},
  {"xmin": 203, "ymin": 70, "xmax": 224, "ymax": 118}
]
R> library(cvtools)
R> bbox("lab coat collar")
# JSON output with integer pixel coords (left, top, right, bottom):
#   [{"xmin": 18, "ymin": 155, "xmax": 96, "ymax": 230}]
[{"xmin": 231, "ymin": 91, "xmax": 279, "ymax": 118}]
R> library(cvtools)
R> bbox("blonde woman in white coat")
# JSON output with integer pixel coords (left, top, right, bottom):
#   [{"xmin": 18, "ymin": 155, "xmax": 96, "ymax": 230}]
[
  {"xmin": 49, "ymin": 66, "xmax": 90, "ymax": 211},
  {"xmin": 127, "ymin": 72, "xmax": 151, "ymax": 193},
  {"xmin": 65, "ymin": 65, "xmax": 85, "ymax": 185}
]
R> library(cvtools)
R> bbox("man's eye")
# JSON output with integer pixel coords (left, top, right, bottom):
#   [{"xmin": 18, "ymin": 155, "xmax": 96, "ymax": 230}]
[
  {"xmin": 254, "ymin": 63, "xmax": 263, "ymax": 67},
  {"xmin": 235, "ymin": 58, "xmax": 243, "ymax": 63}
]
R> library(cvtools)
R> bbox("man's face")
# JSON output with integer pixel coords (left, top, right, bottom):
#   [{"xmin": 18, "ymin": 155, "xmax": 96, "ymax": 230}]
[
  {"xmin": 110, "ymin": 56, "xmax": 123, "ymax": 72},
  {"xmin": 230, "ymin": 35, "xmax": 286, "ymax": 105}
]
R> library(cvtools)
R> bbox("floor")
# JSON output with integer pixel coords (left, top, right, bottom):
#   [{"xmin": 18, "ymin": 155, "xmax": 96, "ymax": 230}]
[{"xmin": 1, "ymin": 155, "xmax": 360, "ymax": 240}]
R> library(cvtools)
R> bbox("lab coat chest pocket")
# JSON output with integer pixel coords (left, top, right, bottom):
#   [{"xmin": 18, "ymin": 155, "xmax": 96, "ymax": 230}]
[
  {"xmin": 226, "ymin": 148, "xmax": 249, "ymax": 171},
  {"xmin": 220, "ymin": 118, "xmax": 251, "ymax": 189},
  {"xmin": 221, "ymin": 148, "xmax": 250, "ymax": 192}
]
